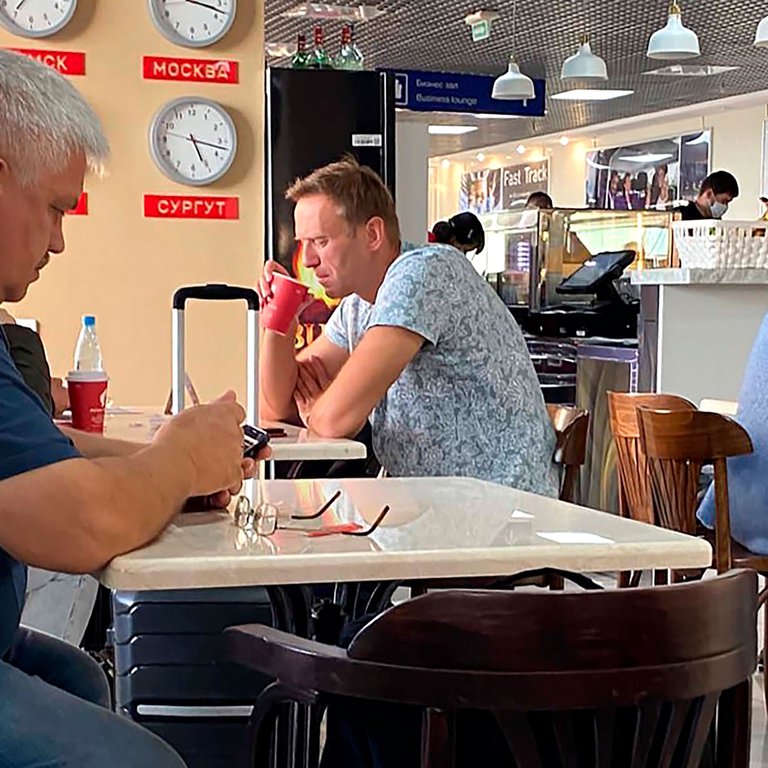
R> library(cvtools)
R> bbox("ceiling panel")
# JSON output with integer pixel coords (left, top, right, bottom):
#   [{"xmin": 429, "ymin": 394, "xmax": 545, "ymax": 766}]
[{"xmin": 265, "ymin": 0, "xmax": 768, "ymax": 154}]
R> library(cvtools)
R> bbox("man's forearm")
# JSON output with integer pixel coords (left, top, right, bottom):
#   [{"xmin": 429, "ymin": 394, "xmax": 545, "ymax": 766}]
[
  {"xmin": 259, "ymin": 326, "xmax": 300, "ymax": 421},
  {"xmin": 0, "ymin": 442, "xmax": 196, "ymax": 574},
  {"xmin": 60, "ymin": 426, "xmax": 145, "ymax": 458}
]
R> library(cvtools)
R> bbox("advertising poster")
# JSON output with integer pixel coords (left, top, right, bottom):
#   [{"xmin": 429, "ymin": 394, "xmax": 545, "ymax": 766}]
[
  {"xmin": 459, "ymin": 159, "xmax": 549, "ymax": 213},
  {"xmin": 585, "ymin": 131, "xmax": 710, "ymax": 210}
]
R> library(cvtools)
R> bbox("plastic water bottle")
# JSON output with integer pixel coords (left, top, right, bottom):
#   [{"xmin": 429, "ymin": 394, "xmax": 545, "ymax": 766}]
[{"xmin": 73, "ymin": 315, "xmax": 104, "ymax": 371}]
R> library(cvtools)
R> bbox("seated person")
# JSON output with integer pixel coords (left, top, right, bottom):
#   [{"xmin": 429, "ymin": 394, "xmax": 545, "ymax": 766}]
[
  {"xmin": 258, "ymin": 156, "xmax": 557, "ymax": 496},
  {"xmin": 0, "ymin": 50, "xmax": 264, "ymax": 768},
  {"xmin": 698, "ymin": 311, "xmax": 768, "ymax": 552},
  {"xmin": 677, "ymin": 170, "xmax": 739, "ymax": 221},
  {"xmin": 0, "ymin": 308, "xmax": 68, "ymax": 416},
  {"xmin": 428, "ymin": 211, "xmax": 484, "ymax": 255}
]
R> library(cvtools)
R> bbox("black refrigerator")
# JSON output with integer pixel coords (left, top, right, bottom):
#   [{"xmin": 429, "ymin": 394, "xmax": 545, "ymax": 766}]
[{"xmin": 265, "ymin": 67, "xmax": 396, "ymax": 349}]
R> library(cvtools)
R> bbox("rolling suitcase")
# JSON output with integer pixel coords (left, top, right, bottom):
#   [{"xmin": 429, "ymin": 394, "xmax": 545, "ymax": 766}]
[{"xmin": 113, "ymin": 285, "xmax": 269, "ymax": 768}]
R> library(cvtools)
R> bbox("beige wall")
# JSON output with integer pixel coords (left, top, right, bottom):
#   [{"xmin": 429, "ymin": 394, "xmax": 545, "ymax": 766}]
[
  {"xmin": 431, "ymin": 103, "xmax": 768, "ymax": 223},
  {"xmin": 1, "ymin": 0, "xmax": 264, "ymax": 406}
]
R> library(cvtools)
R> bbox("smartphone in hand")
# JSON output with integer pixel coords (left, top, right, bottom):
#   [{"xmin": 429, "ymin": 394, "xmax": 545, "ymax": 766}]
[{"xmin": 243, "ymin": 424, "xmax": 270, "ymax": 459}]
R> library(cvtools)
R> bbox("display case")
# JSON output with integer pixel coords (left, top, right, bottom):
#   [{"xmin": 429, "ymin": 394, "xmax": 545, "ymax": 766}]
[{"xmin": 477, "ymin": 208, "xmax": 673, "ymax": 311}]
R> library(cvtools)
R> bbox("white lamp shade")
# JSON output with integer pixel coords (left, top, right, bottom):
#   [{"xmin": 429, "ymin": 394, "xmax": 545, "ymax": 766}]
[
  {"xmin": 647, "ymin": 8, "xmax": 700, "ymax": 59},
  {"xmin": 755, "ymin": 14, "xmax": 768, "ymax": 46},
  {"xmin": 492, "ymin": 57, "xmax": 535, "ymax": 100},
  {"xmin": 560, "ymin": 41, "xmax": 608, "ymax": 81}
]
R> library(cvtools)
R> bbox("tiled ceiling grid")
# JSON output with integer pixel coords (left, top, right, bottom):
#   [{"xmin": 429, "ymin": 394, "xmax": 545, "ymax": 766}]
[{"xmin": 265, "ymin": 0, "xmax": 768, "ymax": 154}]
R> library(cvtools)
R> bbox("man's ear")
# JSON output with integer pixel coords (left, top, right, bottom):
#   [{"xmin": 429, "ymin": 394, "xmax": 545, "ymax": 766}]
[{"xmin": 365, "ymin": 216, "xmax": 386, "ymax": 251}]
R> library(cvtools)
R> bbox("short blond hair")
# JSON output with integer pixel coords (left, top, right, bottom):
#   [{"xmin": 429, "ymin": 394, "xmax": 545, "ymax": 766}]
[{"xmin": 286, "ymin": 156, "xmax": 400, "ymax": 246}]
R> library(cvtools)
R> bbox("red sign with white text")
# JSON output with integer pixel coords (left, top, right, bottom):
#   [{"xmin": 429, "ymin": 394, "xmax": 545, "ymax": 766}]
[
  {"xmin": 8, "ymin": 48, "xmax": 85, "ymax": 76},
  {"xmin": 70, "ymin": 193, "xmax": 88, "ymax": 216},
  {"xmin": 143, "ymin": 56, "xmax": 239, "ymax": 84},
  {"xmin": 144, "ymin": 195, "xmax": 239, "ymax": 220}
]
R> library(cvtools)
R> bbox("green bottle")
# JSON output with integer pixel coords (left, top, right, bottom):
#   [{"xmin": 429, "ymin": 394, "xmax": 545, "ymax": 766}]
[
  {"xmin": 290, "ymin": 33, "xmax": 310, "ymax": 69},
  {"xmin": 308, "ymin": 25, "xmax": 333, "ymax": 69},
  {"xmin": 335, "ymin": 24, "xmax": 364, "ymax": 70}
]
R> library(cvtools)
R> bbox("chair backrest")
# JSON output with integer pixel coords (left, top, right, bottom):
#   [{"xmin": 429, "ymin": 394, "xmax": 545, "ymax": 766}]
[
  {"xmin": 546, "ymin": 404, "xmax": 589, "ymax": 503},
  {"xmin": 607, "ymin": 392, "xmax": 696, "ymax": 524},
  {"xmin": 346, "ymin": 572, "xmax": 756, "ymax": 767},
  {"xmin": 638, "ymin": 408, "xmax": 753, "ymax": 573}
]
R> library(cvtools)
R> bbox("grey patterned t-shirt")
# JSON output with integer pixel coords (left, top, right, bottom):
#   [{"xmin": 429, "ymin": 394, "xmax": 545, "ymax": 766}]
[{"xmin": 323, "ymin": 244, "xmax": 559, "ymax": 496}]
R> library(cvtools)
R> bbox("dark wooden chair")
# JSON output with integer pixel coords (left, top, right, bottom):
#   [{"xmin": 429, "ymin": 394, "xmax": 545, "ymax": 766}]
[
  {"xmin": 546, "ymin": 404, "xmax": 589, "ymax": 504},
  {"xmin": 638, "ymin": 408, "xmax": 768, "ymax": 710},
  {"xmin": 227, "ymin": 571, "xmax": 757, "ymax": 768}
]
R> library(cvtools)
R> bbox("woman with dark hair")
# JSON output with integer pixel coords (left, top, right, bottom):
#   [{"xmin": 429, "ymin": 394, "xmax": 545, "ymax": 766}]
[{"xmin": 429, "ymin": 211, "xmax": 485, "ymax": 255}]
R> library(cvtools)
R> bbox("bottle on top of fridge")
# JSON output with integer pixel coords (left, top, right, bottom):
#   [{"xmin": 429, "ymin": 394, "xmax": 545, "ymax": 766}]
[
  {"xmin": 308, "ymin": 25, "xmax": 333, "ymax": 69},
  {"xmin": 335, "ymin": 24, "xmax": 364, "ymax": 70},
  {"xmin": 73, "ymin": 315, "xmax": 104, "ymax": 372},
  {"xmin": 290, "ymin": 33, "xmax": 310, "ymax": 69}
]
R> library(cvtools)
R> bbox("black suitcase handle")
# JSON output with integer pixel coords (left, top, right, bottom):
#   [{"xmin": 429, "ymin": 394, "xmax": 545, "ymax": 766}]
[{"xmin": 173, "ymin": 284, "xmax": 259, "ymax": 311}]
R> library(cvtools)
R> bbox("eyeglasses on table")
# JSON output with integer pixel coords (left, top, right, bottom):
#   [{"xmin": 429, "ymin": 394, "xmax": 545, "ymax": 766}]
[{"xmin": 233, "ymin": 488, "xmax": 390, "ymax": 537}]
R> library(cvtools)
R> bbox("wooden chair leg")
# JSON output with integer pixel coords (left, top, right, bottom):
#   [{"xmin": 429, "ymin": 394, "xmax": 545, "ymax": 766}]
[
  {"xmin": 764, "ymin": 602, "xmax": 768, "ymax": 716},
  {"xmin": 421, "ymin": 708, "xmax": 455, "ymax": 768}
]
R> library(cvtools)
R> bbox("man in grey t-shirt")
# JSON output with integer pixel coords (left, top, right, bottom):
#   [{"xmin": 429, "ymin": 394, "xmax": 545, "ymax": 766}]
[{"xmin": 259, "ymin": 157, "xmax": 557, "ymax": 496}]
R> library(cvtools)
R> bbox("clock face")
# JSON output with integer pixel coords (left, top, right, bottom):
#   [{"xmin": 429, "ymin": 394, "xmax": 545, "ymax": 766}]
[
  {"xmin": 148, "ymin": 0, "xmax": 236, "ymax": 48},
  {"xmin": 149, "ymin": 97, "xmax": 237, "ymax": 186},
  {"xmin": 0, "ymin": 0, "xmax": 77, "ymax": 37}
]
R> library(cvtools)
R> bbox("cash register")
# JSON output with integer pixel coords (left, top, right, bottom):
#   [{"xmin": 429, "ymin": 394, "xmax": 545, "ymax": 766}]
[{"xmin": 523, "ymin": 250, "xmax": 639, "ymax": 339}]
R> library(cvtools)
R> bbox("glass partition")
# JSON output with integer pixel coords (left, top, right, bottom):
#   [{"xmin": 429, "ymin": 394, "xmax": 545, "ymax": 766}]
[{"xmin": 475, "ymin": 208, "xmax": 672, "ymax": 311}]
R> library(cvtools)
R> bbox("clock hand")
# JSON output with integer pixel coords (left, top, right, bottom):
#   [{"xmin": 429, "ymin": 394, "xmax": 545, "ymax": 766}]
[
  {"xmin": 184, "ymin": 0, "xmax": 229, "ymax": 13},
  {"xmin": 15, "ymin": 0, "xmax": 28, "ymax": 10},
  {"xmin": 166, "ymin": 130, "xmax": 230, "ymax": 151},
  {"xmin": 189, "ymin": 133, "xmax": 204, "ymax": 163}
]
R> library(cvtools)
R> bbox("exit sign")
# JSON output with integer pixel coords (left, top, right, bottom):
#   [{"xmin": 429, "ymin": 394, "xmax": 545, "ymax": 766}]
[{"xmin": 471, "ymin": 20, "xmax": 491, "ymax": 41}]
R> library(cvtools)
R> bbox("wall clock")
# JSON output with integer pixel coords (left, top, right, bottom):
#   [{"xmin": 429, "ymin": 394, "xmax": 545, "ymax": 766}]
[
  {"xmin": 148, "ymin": 0, "xmax": 236, "ymax": 48},
  {"xmin": 0, "ymin": 0, "xmax": 77, "ymax": 38}
]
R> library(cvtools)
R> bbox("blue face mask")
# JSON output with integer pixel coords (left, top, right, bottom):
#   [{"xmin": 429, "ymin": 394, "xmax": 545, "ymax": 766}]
[{"xmin": 710, "ymin": 201, "xmax": 729, "ymax": 219}]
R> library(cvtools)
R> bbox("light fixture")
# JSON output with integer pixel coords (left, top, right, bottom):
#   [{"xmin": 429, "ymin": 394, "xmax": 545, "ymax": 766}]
[
  {"xmin": 620, "ymin": 152, "xmax": 675, "ymax": 163},
  {"xmin": 647, "ymin": 2, "xmax": 700, "ymax": 60},
  {"xmin": 282, "ymin": 3, "xmax": 384, "ymax": 21},
  {"xmin": 476, "ymin": 152, "xmax": 486, "ymax": 161},
  {"xmin": 427, "ymin": 125, "xmax": 478, "ymax": 135},
  {"xmin": 643, "ymin": 64, "xmax": 737, "ymax": 76},
  {"xmin": 551, "ymin": 88, "xmax": 633, "ymax": 101},
  {"xmin": 441, "ymin": 158, "xmax": 451, "ymax": 169},
  {"xmin": 756, "ymin": 14, "xmax": 768, "ymax": 46},
  {"xmin": 491, "ymin": 0, "xmax": 535, "ymax": 100},
  {"xmin": 516, "ymin": 144, "xmax": 526, "ymax": 154},
  {"xmin": 559, "ymin": 136, "xmax": 570, "ymax": 146},
  {"xmin": 560, "ymin": 37, "xmax": 608, "ymax": 81},
  {"xmin": 492, "ymin": 55, "xmax": 536, "ymax": 100}
]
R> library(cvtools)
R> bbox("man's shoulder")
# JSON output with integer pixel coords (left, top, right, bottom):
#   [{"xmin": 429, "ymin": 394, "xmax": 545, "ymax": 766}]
[{"xmin": 389, "ymin": 244, "xmax": 466, "ymax": 279}]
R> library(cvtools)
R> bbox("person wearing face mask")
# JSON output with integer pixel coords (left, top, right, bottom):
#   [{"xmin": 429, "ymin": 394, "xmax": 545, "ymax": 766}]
[{"xmin": 677, "ymin": 170, "xmax": 739, "ymax": 220}]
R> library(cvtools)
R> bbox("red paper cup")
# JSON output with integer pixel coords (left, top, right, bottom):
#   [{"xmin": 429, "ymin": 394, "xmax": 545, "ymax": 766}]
[
  {"xmin": 67, "ymin": 371, "xmax": 108, "ymax": 433},
  {"xmin": 262, "ymin": 273, "xmax": 310, "ymax": 335}
]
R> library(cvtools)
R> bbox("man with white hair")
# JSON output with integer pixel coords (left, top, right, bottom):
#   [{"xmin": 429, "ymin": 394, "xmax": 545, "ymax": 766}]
[{"xmin": 0, "ymin": 50, "xmax": 262, "ymax": 766}]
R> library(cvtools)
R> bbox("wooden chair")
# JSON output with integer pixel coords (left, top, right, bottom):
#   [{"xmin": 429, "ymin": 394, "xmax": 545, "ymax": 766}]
[
  {"xmin": 227, "ymin": 571, "xmax": 757, "ymax": 768},
  {"xmin": 546, "ymin": 404, "xmax": 589, "ymax": 504},
  {"xmin": 607, "ymin": 392, "xmax": 697, "ymax": 588},
  {"xmin": 638, "ymin": 407, "xmax": 768, "ymax": 711},
  {"xmin": 607, "ymin": 392, "xmax": 697, "ymax": 526}
]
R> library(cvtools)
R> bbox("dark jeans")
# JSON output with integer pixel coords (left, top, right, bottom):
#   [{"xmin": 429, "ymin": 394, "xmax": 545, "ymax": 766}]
[{"xmin": 0, "ymin": 626, "xmax": 185, "ymax": 767}]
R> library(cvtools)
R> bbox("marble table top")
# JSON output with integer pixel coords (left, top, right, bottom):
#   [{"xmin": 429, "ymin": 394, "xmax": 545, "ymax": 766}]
[
  {"xmin": 100, "ymin": 477, "xmax": 712, "ymax": 590},
  {"xmin": 101, "ymin": 408, "xmax": 367, "ymax": 463}
]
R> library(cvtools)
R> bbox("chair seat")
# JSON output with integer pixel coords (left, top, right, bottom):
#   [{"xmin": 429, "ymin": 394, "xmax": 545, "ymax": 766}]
[{"xmin": 700, "ymin": 527, "xmax": 768, "ymax": 573}]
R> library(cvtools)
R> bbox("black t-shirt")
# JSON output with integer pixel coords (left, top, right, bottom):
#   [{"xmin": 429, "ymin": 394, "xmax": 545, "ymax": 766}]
[{"xmin": 676, "ymin": 201, "xmax": 705, "ymax": 221}]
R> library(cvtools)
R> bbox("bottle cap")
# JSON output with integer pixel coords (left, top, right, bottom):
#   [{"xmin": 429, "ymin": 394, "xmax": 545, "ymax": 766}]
[{"xmin": 83, "ymin": 315, "xmax": 95, "ymax": 326}]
